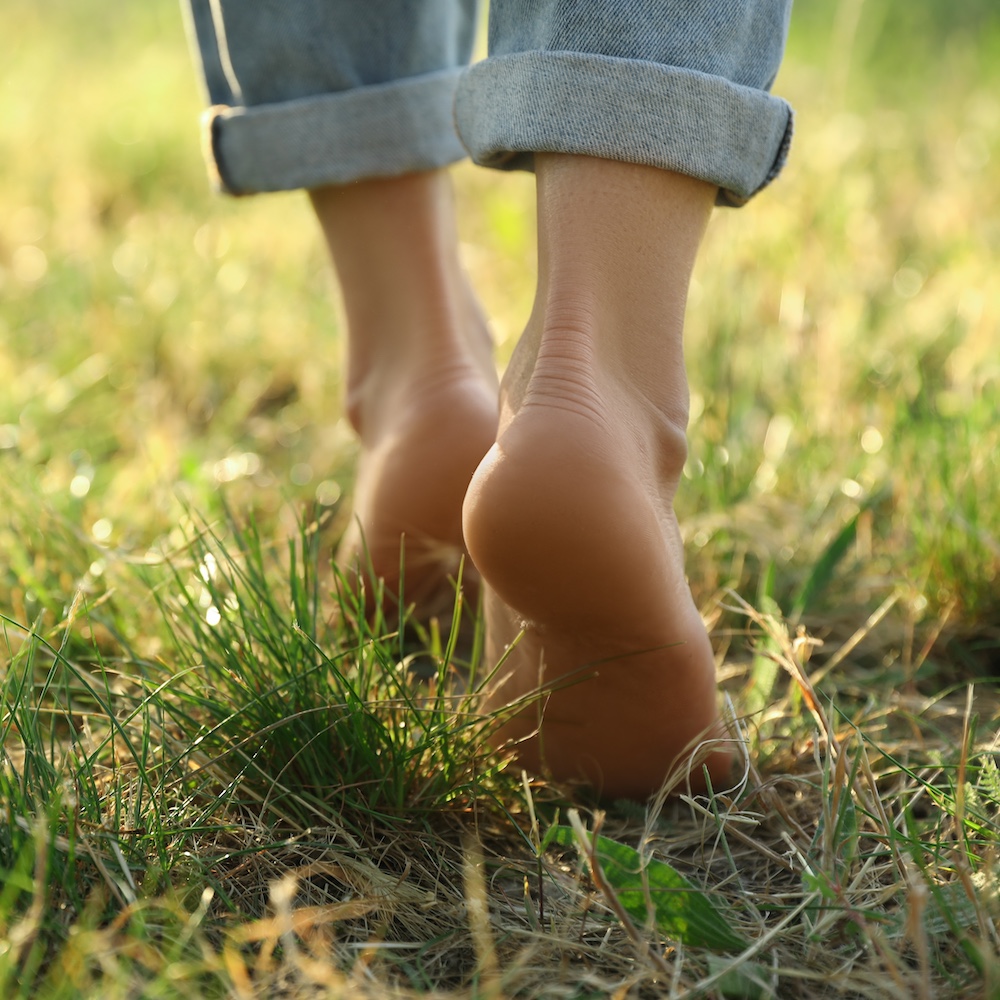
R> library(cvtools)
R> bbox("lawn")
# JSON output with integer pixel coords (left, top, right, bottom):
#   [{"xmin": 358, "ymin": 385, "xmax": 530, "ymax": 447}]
[{"xmin": 1, "ymin": 1, "xmax": 999, "ymax": 997}]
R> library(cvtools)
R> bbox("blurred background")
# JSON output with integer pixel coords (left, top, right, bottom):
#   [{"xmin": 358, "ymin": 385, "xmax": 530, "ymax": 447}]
[{"xmin": 1, "ymin": 0, "xmax": 998, "ymax": 674}]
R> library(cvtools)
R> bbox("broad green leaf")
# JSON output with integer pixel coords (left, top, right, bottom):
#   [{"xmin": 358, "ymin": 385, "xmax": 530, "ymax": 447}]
[{"xmin": 552, "ymin": 826, "xmax": 748, "ymax": 952}]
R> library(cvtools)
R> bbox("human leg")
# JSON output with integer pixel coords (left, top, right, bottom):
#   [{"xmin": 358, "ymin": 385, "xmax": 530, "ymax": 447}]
[
  {"xmin": 462, "ymin": 154, "xmax": 725, "ymax": 798},
  {"xmin": 456, "ymin": 0, "xmax": 793, "ymax": 797},
  {"xmin": 311, "ymin": 172, "xmax": 497, "ymax": 619},
  {"xmin": 182, "ymin": 0, "xmax": 795, "ymax": 796},
  {"xmin": 183, "ymin": 0, "xmax": 497, "ymax": 615}
]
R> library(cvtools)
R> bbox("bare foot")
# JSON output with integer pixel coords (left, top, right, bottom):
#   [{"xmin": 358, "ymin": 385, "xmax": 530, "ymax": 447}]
[
  {"xmin": 338, "ymin": 334, "xmax": 498, "ymax": 620},
  {"xmin": 462, "ymin": 156, "xmax": 733, "ymax": 799},
  {"xmin": 311, "ymin": 172, "xmax": 498, "ymax": 620}
]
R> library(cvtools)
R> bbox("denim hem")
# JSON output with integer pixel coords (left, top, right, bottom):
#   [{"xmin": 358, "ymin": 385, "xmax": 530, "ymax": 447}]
[
  {"xmin": 203, "ymin": 68, "xmax": 469, "ymax": 194},
  {"xmin": 455, "ymin": 51, "xmax": 793, "ymax": 207}
]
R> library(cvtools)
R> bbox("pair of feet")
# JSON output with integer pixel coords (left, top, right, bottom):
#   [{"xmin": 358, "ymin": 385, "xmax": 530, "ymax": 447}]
[{"xmin": 313, "ymin": 155, "xmax": 732, "ymax": 800}]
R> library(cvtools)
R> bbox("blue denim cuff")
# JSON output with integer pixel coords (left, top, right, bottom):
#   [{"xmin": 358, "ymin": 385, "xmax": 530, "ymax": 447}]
[
  {"xmin": 203, "ymin": 68, "xmax": 469, "ymax": 194},
  {"xmin": 455, "ymin": 51, "xmax": 793, "ymax": 207}
]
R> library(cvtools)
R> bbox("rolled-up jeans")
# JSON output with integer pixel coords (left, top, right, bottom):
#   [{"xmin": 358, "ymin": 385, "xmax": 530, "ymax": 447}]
[{"xmin": 182, "ymin": 0, "xmax": 793, "ymax": 207}]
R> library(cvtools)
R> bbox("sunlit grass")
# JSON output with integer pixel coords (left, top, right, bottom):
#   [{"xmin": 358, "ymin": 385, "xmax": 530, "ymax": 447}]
[{"xmin": 2, "ymin": 0, "xmax": 999, "ymax": 996}]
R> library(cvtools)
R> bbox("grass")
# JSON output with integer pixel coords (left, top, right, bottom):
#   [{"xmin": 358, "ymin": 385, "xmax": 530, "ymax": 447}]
[{"xmin": 2, "ymin": 0, "xmax": 1000, "ymax": 996}]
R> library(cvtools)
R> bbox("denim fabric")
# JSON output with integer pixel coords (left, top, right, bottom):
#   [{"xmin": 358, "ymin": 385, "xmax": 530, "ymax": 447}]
[
  {"xmin": 460, "ymin": 0, "xmax": 793, "ymax": 205},
  {"xmin": 183, "ymin": 0, "xmax": 792, "ymax": 206},
  {"xmin": 182, "ymin": 0, "xmax": 477, "ymax": 192}
]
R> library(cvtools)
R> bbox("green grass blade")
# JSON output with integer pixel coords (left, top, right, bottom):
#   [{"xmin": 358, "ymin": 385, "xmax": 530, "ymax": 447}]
[{"xmin": 790, "ymin": 510, "xmax": 860, "ymax": 621}]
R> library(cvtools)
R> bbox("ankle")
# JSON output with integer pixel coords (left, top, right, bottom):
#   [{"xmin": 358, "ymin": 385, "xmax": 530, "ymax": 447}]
[
  {"xmin": 530, "ymin": 310, "xmax": 692, "ymax": 473},
  {"xmin": 345, "ymin": 334, "xmax": 493, "ymax": 444},
  {"xmin": 310, "ymin": 169, "xmax": 495, "ymax": 437},
  {"xmin": 522, "ymin": 155, "xmax": 713, "ymax": 454}
]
